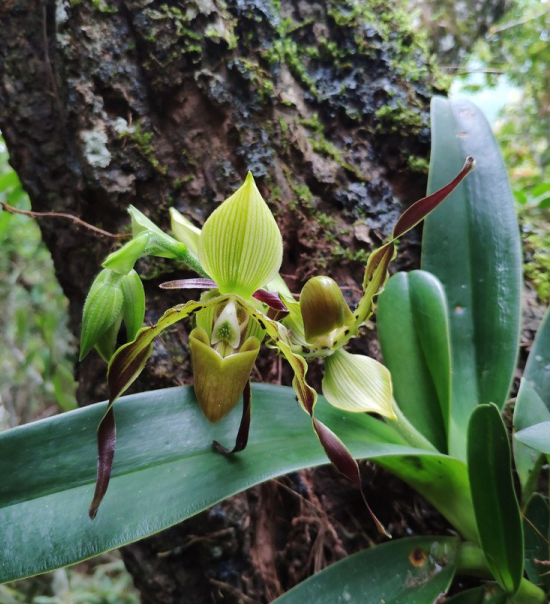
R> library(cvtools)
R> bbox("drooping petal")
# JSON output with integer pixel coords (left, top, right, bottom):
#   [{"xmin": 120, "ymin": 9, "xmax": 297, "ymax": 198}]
[
  {"xmin": 189, "ymin": 327, "xmax": 260, "ymax": 423},
  {"xmin": 198, "ymin": 172, "xmax": 283, "ymax": 298},
  {"xmin": 170, "ymin": 207, "xmax": 201, "ymax": 256},
  {"xmin": 233, "ymin": 294, "xmax": 390, "ymax": 536},
  {"xmin": 214, "ymin": 380, "xmax": 252, "ymax": 454},
  {"xmin": 89, "ymin": 296, "xmax": 228, "ymax": 519},
  {"xmin": 322, "ymin": 349, "xmax": 396, "ymax": 419}
]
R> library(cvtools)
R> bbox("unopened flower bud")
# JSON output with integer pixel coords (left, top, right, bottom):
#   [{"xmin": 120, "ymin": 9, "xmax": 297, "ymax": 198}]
[{"xmin": 300, "ymin": 276, "xmax": 354, "ymax": 344}]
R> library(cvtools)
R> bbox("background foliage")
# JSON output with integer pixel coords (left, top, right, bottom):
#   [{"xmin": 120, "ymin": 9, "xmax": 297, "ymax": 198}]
[{"xmin": 0, "ymin": 137, "xmax": 77, "ymax": 432}]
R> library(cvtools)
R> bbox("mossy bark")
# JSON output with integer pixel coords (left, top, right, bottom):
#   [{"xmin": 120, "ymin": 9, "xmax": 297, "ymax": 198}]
[{"xmin": 1, "ymin": 0, "xmax": 452, "ymax": 602}]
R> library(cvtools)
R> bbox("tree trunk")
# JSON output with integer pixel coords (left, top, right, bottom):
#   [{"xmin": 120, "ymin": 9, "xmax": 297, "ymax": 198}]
[{"xmin": 0, "ymin": 1, "xmax": 449, "ymax": 601}]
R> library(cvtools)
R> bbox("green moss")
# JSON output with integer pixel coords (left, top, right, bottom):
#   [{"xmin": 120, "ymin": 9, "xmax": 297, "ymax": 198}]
[
  {"xmin": 126, "ymin": 121, "xmax": 167, "ymax": 175},
  {"xmin": 298, "ymin": 113, "xmax": 324, "ymax": 134},
  {"xmin": 173, "ymin": 175, "xmax": 194, "ymax": 190},
  {"xmin": 331, "ymin": 243, "xmax": 369, "ymax": 264},
  {"xmin": 291, "ymin": 183, "xmax": 314, "ymax": 210},
  {"xmin": 261, "ymin": 38, "xmax": 318, "ymax": 96},
  {"xmin": 91, "ymin": 0, "xmax": 118, "ymax": 14},
  {"xmin": 230, "ymin": 58, "xmax": 276, "ymax": 103},
  {"xmin": 520, "ymin": 210, "xmax": 550, "ymax": 303},
  {"xmin": 407, "ymin": 155, "xmax": 430, "ymax": 173},
  {"xmin": 375, "ymin": 101, "xmax": 424, "ymax": 134},
  {"xmin": 316, "ymin": 212, "xmax": 338, "ymax": 230}
]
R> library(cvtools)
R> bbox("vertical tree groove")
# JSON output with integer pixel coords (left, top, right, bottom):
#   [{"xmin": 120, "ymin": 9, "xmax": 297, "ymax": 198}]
[{"xmin": 0, "ymin": 1, "xmax": 453, "ymax": 601}]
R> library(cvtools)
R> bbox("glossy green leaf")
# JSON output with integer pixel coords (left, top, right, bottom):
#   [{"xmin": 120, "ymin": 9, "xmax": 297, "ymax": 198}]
[
  {"xmin": 523, "ymin": 309, "xmax": 550, "ymax": 410},
  {"xmin": 422, "ymin": 97, "xmax": 522, "ymax": 461},
  {"xmin": 444, "ymin": 586, "xmax": 507, "ymax": 604},
  {"xmin": 443, "ymin": 587, "xmax": 485, "ymax": 604},
  {"xmin": 513, "ymin": 312, "xmax": 550, "ymax": 500},
  {"xmin": 515, "ymin": 421, "xmax": 550, "ymax": 454},
  {"xmin": 377, "ymin": 270, "xmax": 450, "ymax": 451},
  {"xmin": 0, "ymin": 384, "xmax": 476, "ymax": 583},
  {"xmin": 513, "ymin": 380, "xmax": 550, "ymax": 500},
  {"xmin": 322, "ymin": 349, "xmax": 395, "ymax": 418},
  {"xmin": 198, "ymin": 172, "xmax": 283, "ymax": 298},
  {"xmin": 272, "ymin": 536, "xmax": 459, "ymax": 604},
  {"xmin": 523, "ymin": 493, "xmax": 550, "ymax": 592},
  {"xmin": 468, "ymin": 404, "xmax": 524, "ymax": 595}
]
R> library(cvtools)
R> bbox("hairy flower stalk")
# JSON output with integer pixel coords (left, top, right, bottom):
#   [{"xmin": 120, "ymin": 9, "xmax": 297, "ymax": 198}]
[{"xmin": 82, "ymin": 159, "xmax": 475, "ymax": 527}]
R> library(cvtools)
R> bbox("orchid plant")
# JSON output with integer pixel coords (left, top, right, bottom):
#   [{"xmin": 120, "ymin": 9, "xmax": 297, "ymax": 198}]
[{"xmin": 80, "ymin": 161, "xmax": 474, "ymax": 528}]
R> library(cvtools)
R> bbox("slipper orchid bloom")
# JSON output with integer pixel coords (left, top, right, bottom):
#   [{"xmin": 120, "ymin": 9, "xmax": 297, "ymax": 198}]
[{"xmin": 81, "ymin": 160, "xmax": 474, "ymax": 532}]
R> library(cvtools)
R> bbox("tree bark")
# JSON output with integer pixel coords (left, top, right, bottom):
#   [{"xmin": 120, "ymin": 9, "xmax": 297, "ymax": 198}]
[{"xmin": 1, "ymin": 1, "xmax": 451, "ymax": 602}]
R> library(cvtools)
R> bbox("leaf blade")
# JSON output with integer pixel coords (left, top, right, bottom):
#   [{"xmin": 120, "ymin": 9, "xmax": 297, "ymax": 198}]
[
  {"xmin": 468, "ymin": 404, "xmax": 524, "ymax": 595},
  {"xmin": 377, "ymin": 271, "xmax": 450, "ymax": 450},
  {"xmin": 272, "ymin": 536, "xmax": 459, "ymax": 604},
  {"xmin": 422, "ymin": 97, "xmax": 522, "ymax": 460},
  {"xmin": 0, "ymin": 384, "xmax": 475, "ymax": 583}
]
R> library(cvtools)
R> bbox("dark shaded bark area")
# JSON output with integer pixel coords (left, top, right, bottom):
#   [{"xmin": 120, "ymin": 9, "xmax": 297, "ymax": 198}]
[{"xmin": 1, "ymin": 1, "xmax": 452, "ymax": 602}]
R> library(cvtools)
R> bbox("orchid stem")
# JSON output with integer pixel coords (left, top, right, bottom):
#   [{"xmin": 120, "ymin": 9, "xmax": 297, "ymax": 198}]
[
  {"xmin": 457, "ymin": 543, "xmax": 547, "ymax": 604},
  {"xmin": 389, "ymin": 402, "xmax": 437, "ymax": 451}
]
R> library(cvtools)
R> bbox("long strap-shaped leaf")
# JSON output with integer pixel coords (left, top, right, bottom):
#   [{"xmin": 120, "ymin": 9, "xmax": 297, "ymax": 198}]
[
  {"xmin": 89, "ymin": 296, "xmax": 229, "ymax": 518},
  {"xmin": 272, "ymin": 536, "xmax": 459, "ymax": 604},
  {"xmin": 423, "ymin": 98, "xmax": 522, "ymax": 460}
]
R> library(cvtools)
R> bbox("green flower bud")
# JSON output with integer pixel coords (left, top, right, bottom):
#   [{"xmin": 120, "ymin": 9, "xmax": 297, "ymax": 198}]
[
  {"xmin": 189, "ymin": 327, "xmax": 260, "ymax": 423},
  {"xmin": 300, "ymin": 276, "xmax": 354, "ymax": 345},
  {"xmin": 80, "ymin": 269, "xmax": 124, "ymax": 360}
]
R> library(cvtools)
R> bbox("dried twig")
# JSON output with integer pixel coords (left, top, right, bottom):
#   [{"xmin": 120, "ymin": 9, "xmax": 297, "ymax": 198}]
[{"xmin": 0, "ymin": 201, "xmax": 129, "ymax": 239}]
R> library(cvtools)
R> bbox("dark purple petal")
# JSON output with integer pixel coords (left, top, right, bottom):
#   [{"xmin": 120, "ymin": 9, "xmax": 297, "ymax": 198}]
[
  {"xmin": 392, "ymin": 156, "xmax": 475, "ymax": 239},
  {"xmin": 89, "ymin": 406, "xmax": 116, "ymax": 519},
  {"xmin": 213, "ymin": 381, "xmax": 252, "ymax": 454},
  {"xmin": 253, "ymin": 288, "xmax": 289, "ymax": 314},
  {"xmin": 313, "ymin": 418, "xmax": 391, "ymax": 538},
  {"xmin": 160, "ymin": 278, "xmax": 217, "ymax": 290}
]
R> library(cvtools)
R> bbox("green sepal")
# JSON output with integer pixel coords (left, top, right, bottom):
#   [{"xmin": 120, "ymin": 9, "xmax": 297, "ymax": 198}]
[
  {"xmin": 170, "ymin": 207, "xmax": 201, "ymax": 255},
  {"xmin": 322, "ymin": 349, "xmax": 396, "ymax": 418},
  {"xmin": 95, "ymin": 316, "xmax": 122, "ymax": 363},
  {"xmin": 128, "ymin": 205, "xmax": 188, "ymax": 260},
  {"xmin": 80, "ymin": 269, "xmax": 124, "ymax": 361},
  {"xmin": 102, "ymin": 232, "xmax": 150, "ymax": 275},
  {"xmin": 120, "ymin": 270, "xmax": 145, "ymax": 341},
  {"xmin": 198, "ymin": 172, "xmax": 283, "ymax": 297},
  {"xmin": 189, "ymin": 327, "xmax": 260, "ymax": 423}
]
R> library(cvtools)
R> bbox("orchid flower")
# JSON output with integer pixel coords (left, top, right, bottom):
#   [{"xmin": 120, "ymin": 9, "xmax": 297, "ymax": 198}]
[{"xmin": 81, "ymin": 161, "xmax": 474, "ymax": 530}]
